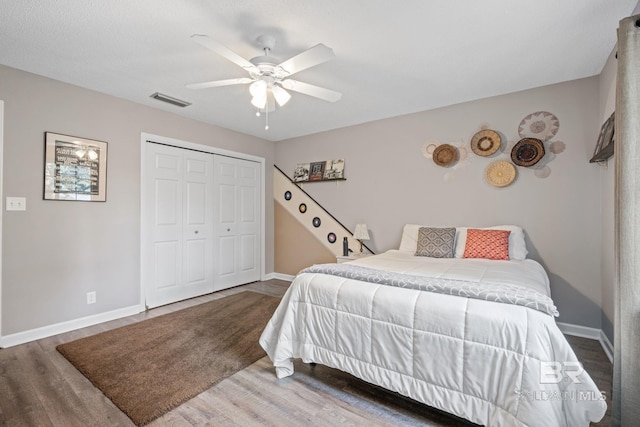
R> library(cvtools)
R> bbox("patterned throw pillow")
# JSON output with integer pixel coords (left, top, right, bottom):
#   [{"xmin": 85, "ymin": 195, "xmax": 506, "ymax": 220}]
[
  {"xmin": 463, "ymin": 228, "xmax": 511, "ymax": 260},
  {"xmin": 415, "ymin": 227, "xmax": 456, "ymax": 258}
]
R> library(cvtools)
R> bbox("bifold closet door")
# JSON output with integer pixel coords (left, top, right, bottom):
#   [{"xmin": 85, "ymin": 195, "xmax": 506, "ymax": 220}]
[
  {"xmin": 213, "ymin": 155, "xmax": 261, "ymax": 290},
  {"xmin": 144, "ymin": 143, "xmax": 214, "ymax": 308}
]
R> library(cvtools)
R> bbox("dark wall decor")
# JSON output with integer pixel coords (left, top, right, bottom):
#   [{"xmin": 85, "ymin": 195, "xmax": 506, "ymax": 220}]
[
  {"xmin": 590, "ymin": 112, "xmax": 614, "ymax": 163},
  {"xmin": 44, "ymin": 132, "xmax": 107, "ymax": 201}
]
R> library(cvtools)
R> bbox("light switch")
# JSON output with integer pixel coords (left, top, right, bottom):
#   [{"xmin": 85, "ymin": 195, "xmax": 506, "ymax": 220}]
[{"xmin": 6, "ymin": 197, "xmax": 26, "ymax": 211}]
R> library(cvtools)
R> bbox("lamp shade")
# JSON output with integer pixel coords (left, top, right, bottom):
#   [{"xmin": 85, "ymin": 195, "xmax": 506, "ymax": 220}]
[
  {"xmin": 250, "ymin": 80, "xmax": 268, "ymax": 109},
  {"xmin": 249, "ymin": 80, "xmax": 267, "ymax": 97},
  {"xmin": 251, "ymin": 94, "xmax": 267, "ymax": 109},
  {"xmin": 271, "ymin": 85, "xmax": 291, "ymax": 106},
  {"xmin": 353, "ymin": 224, "xmax": 370, "ymax": 241}
]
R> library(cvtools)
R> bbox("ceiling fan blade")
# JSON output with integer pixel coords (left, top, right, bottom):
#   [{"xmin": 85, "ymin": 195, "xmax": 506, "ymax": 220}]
[
  {"xmin": 185, "ymin": 77, "xmax": 253, "ymax": 90},
  {"xmin": 281, "ymin": 79, "xmax": 342, "ymax": 102},
  {"xmin": 191, "ymin": 34, "xmax": 260, "ymax": 74},
  {"xmin": 277, "ymin": 44, "xmax": 335, "ymax": 76}
]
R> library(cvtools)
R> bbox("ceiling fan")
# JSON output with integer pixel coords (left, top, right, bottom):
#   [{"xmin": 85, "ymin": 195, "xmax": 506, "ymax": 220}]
[{"xmin": 186, "ymin": 34, "xmax": 342, "ymax": 115}]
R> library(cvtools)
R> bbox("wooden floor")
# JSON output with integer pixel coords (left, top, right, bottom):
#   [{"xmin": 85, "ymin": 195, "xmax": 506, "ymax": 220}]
[{"xmin": 0, "ymin": 279, "xmax": 612, "ymax": 426}]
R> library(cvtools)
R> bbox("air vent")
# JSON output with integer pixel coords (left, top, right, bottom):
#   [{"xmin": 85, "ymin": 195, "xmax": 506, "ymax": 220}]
[{"xmin": 149, "ymin": 92, "xmax": 191, "ymax": 108}]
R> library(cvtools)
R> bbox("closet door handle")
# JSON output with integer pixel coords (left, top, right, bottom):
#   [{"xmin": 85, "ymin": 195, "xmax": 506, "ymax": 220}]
[{"xmin": 194, "ymin": 230, "xmax": 199, "ymax": 234}]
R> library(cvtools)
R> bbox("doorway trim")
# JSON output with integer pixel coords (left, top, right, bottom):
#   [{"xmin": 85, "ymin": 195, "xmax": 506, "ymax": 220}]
[
  {"xmin": 0, "ymin": 101, "xmax": 4, "ymax": 339},
  {"xmin": 140, "ymin": 132, "xmax": 266, "ymax": 309}
]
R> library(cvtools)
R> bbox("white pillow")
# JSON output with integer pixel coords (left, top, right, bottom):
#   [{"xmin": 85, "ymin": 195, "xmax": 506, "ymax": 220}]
[
  {"xmin": 399, "ymin": 224, "xmax": 462, "ymax": 255},
  {"xmin": 398, "ymin": 224, "xmax": 423, "ymax": 253},
  {"xmin": 454, "ymin": 225, "xmax": 528, "ymax": 260}
]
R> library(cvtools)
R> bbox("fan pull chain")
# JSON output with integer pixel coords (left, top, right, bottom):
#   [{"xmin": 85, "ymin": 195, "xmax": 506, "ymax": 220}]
[{"xmin": 265, "ymin": 105, "xmax": 269, "ymax": 130}]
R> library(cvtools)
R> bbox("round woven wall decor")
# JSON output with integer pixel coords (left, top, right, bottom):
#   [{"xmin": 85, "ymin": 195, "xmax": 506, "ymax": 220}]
[
  {"xmin": 518, "ymin": 111, "xmax": 559, "ymax": 141},
  {"xmin": 511, "ymin": 138, "xmax": 545, "ymax": 167},
  {"xmin": 485, "ymin": 160, "xmax": 516, "ymax": 187},
  {"xmin": 470, "ymin": 129, "xmax": 501, "ymax": 156},
  {"xmin": 432, "ymin": 144, "xmax": 457, "ymax": 167}
]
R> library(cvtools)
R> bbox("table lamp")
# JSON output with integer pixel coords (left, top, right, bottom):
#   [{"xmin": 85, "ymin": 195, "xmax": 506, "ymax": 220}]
[{"xmin": 353, "ymin": 224, "xmax": 370, "ymax": 254}]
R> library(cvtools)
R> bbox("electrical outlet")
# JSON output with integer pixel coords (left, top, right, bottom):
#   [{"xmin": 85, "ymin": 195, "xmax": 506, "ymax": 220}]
[
  {"xmin": 6, "ymin": 197, "xmax": 26, "ymax": 211},
  {"xmin": 87, "ymin": 291, "xmax": 96, "ymax": 304}
]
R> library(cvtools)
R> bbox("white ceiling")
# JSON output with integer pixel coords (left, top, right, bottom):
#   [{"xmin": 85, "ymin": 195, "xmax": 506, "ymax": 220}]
[{"xmin": 0, "ymin": 1, "xmax": 637, "ymax": 141}]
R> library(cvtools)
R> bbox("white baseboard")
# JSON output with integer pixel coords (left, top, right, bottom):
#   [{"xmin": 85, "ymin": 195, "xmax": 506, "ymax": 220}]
[
  {"xmin": 556, "ymin": 322, "xmax": 601, "ymax": 339},
  {"xmin": 264, "ymin": 272, "xmax": 295, "ymax": 282},
  {"xmin": 599, "ymin": 330, "xmax": 614, "ymax": 363},
  {"xmin": 0, "ymin": 304, "xmax": 142, "ymax": 348},
  {"xmin": 556, "ymin": 322, "xmax": 613, "ymax": 364}
]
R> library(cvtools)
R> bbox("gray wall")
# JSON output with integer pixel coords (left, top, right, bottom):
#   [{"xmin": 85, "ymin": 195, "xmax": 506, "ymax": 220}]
[
  {"xmin": 598, "ymin": 48, "xmax": 618, "ymax": 342},
  {"xmin": 0, "ymin": 60, "xmax": 612, "ymax": 336},
  {"xmin": 0, "ymin": 64, "xmax": 275, "ymax": 336},
  {"xmin": 275, "ymin": 77, "xmax": 603, "ymax": 329}
]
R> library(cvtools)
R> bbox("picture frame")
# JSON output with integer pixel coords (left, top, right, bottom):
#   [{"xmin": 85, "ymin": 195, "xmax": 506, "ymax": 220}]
[
  {"xmin": 292, "ymin": 159, "xmax": 346, "ymax": 183},
  {"xmin": 44, "ymin": 132, "xmax": 108, "ymax": 201},
  {"xmin": 590, "ymin": 112, "xmax": 615, "ymax": 163},
  {"xmin": 308, "ymin": 161, "xmax": 326, "ymax": 181},
  {"xmin": 323, "ymin": 159, "xmax": 345, "ymax": 180},
  {"xmin": 293, "ymin": 163, "xmax": 310, "ymax": 182}
]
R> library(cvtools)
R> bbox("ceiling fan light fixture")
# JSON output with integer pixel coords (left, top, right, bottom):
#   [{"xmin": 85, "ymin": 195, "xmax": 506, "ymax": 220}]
[
  {"xmin": 188, "ymin": 34, "xmax": 342, "ymax": 132},
  {"xmin": 271, "ymin": 85, "xmax": 291, "ymax": 106},
  {"xmin": 251, "ymin": 94, "xmax": 267, "ymax": 109},
  {"xmin": 249, "ymin": 80, "xmax": 267, "ymax": 97}
]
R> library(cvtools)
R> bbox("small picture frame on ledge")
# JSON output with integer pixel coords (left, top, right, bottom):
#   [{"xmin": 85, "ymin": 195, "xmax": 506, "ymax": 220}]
[
  {"xmin": 324, "ymin": 159, "xmax": 345, "ymax": 180},
  {"xmin": 308, "ymin": 161, "xmax": 326, "ymax": 181},
  {"xmin": 293, "ymin": 163, "xmax": 310, "ymax": 182},
  {"xmin": 44, "ymin": 132, "xmax": 108, "ymax": 201}
]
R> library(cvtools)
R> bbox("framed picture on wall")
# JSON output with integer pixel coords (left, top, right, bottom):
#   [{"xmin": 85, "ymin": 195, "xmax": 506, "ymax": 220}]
[
  {"xmin": 44, "ymin": 132, "xmax": 108, "ymax": 201},
  {"xmin": 323, "ymin": 159, "xmax": 345, "ymax": 180},
  {"xmin": 293, "ymin": 163, "xmax": 310, "ymax": 182},
  {"xmin": 590, "ymin": 112, "xmax": 614, "ymax": 163},
  {"xmin": 308, "ymin": 161, "xmax": 325, "ymax": 181}
]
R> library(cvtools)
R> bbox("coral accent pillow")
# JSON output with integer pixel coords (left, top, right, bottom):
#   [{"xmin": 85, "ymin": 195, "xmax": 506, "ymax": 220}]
[{"xmin": 463, "ymin": 228, "xmax": 511, "ymax": 260}]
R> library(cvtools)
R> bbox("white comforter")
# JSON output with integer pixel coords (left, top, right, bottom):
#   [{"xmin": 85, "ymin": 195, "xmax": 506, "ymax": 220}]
[{"xmin": 259, "ymin": 251, "xmax": 606, "ymax": 426}]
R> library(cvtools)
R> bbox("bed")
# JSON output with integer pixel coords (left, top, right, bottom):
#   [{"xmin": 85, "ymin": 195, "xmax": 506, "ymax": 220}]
[{"xmin": 259, "ymin": 225, "xmax": 607, "ymax": 426}]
